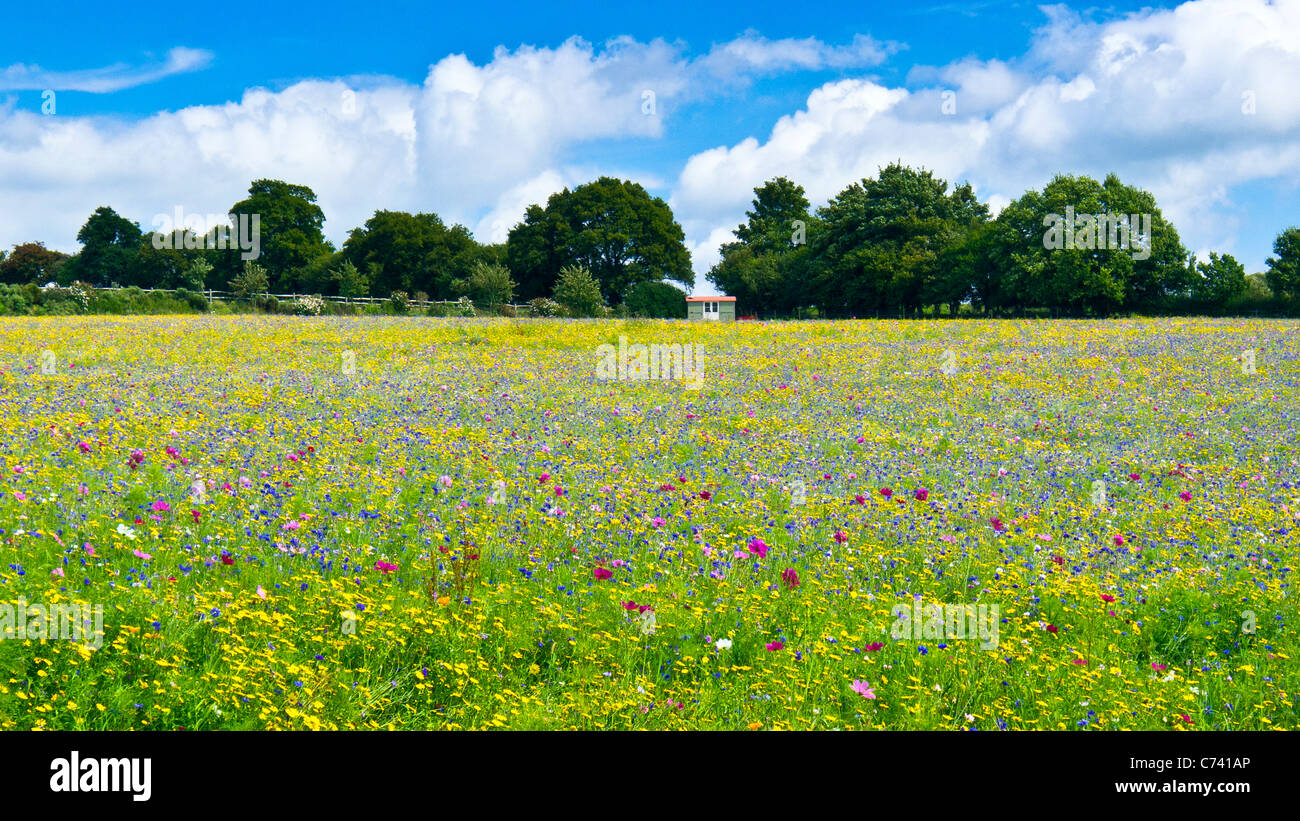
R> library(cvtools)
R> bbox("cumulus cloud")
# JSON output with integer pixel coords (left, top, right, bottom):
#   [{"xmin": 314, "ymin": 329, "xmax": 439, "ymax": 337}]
[
  {"xmin": 0, "ymin": 32, "xmax": 882, "ymax": 256},
  {"xmin": 674, "ymin": 0, "xmax": 1300, "ymax": 279},
  {"xmin": 0, "ymin": 47, "xmax": 213, "ymax": 92}
]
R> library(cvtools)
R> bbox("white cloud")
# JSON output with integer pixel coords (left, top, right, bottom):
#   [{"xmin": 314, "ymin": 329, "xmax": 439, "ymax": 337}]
[{"xmin": 0, "ymin": 47, "xmax": 213, "ymax": 92}]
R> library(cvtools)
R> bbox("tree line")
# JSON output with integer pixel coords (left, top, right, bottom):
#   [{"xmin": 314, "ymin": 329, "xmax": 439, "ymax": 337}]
[{"xmin": 3, "ymin": 167, "xmax": 1298, "ymax": 317}]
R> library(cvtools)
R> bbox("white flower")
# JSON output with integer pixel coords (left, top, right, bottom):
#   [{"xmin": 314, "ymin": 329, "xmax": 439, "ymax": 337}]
[
  {"xmin": 115, "ymin": 523, "xmax": 137, "ymax": 540},
  {"xmin": 715, "ymin": 638, "xmax": 733, "ymax": 651},
  {"xmin": 637, "ymin": 610, "xmax": 656, "ymax": 636}
]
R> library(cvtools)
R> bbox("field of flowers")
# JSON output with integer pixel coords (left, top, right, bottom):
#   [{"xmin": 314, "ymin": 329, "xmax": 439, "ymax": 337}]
[{"xmin": 1, "ymin": 315, "xmax": 1297, "ymax": 730}]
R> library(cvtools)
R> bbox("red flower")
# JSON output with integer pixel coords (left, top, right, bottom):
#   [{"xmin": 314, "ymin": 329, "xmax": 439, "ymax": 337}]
[
  {"xmin": 593, "ymin": 567, "xmax": 613, "ymax": 580},
  {"xmin": 853, "ymin": 494, "xmax": 866, "ymax": 505},
  {"xmin": 698, "ymin": 490, "xmax": 711, "ymax": 501},
  {"xmin": 864, "ymin": 642, "xmax": 883, "ymax": 652},
  {"xmin": 220, "ymin": 553, "xmax": 234, "ymax": 565},
  {"xmin": 1046, "ymin": 624, "xmax": 1058, "ymax": 634}
]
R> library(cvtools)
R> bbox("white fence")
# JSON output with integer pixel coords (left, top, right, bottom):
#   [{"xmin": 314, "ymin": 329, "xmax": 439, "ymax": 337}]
[{"xmin": 96, "ymin": 287, "xmax": 531, "ymax": 311}]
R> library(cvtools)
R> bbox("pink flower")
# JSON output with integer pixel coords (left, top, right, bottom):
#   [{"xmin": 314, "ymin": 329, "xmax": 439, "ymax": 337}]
[
  {"xmin": 1151, "ymin": 663, "xmax": 1167, "ymax": 671},
  {"xmin": 133, "ymin": 550, "xmax": 152, "ymax": 561},
  {"xmin": 990, "ymin": 517, "xmax": 1005, "ymax": 531},
  {"xmin": 851, "ymin": 680, "xmax": 877, "ymax": 699},
  {"xmin": 781, "ymin": 568, "xmax": 800, "ymax": 590},
  {"xmin": 1178, "ymin": 491, "xmax": 1192, "ymax": 501},
  {"xmin": 12, "ymin": 491, "xmax": 26, "ymax": 502},
  {"xmin": 651, "ymin": 516, "xmax": 666, "ymax": 527},
  {"xmin": 51, "ymin": 567, "xmax": 65, "ymax": 577},
  {"xmin": 611, "ymin": 559, "xmax": 626, "ymax": 568},
  {"xmin": 1114, "ymin": 535, "xmax": 1124, "ymax": 546},
  {"xmin": 1129, "ymin": 473, "xmax": 1141, "ymax": 482},
  {"xmin": 765, "ymin": 640, "xmax": 783, "ymax": 651},
  {"xmin": 833, "ymin": 530, "xmax": 848, "ymax": 544},
  {"xmin": 914, "ymin": 488, "xmax": 929, "ymax": 501},
  {"xmin": 151, "ymin": 500, "xmax": 171, "ymax": 513},
  {"xmin": 375, "ymin": 561, "xmax": 398, "ymax": 574},
  {"xmin": 554, "ymin": 485, "xmax": 565, "ymax": 496},
  {"xmin": 1100, "ymin": 594, "xmax": 1115, "ymax": 603},
  {"xmin": 593, "ymin": 567, "xmax": 613, "ymax": 580},
  {"xmin": 537, "ymin": 473, "xmax": 550, "ymax": 483},
  {"xmin": 747, "ymin": 537, "xmax": 769, "ymax": 558},
  {"xmin": 77, "ymin": 442, "xmax": 91, "ymax": 453}
]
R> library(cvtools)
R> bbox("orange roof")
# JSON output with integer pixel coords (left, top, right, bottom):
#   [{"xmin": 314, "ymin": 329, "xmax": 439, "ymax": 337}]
[{"xmin": 685, "ymin": 296, "xmax": 737, "ymax": 301}]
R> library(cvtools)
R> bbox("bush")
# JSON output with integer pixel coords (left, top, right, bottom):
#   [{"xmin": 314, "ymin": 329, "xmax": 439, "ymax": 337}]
[
  {"xmin": 453, "ymin": 296, "xmax": 476, "ymax": 317},
  {"xmin": 624, "ymin": 280, "xmax": 687, "ymax": 318},
  {"xmin": 290, "ymin": 294, "xmax": 326, "ymax": 316},
  {"xmin": 553, "ymin": 265, "xmax": 605, "ymax": 317},
  {"xmin": 389, "ymin": 290, "xmax": 410, "ymax": 314},
  {"xmin": 528, "ymin": 297, "xmax": 560, "ymax": 317}
]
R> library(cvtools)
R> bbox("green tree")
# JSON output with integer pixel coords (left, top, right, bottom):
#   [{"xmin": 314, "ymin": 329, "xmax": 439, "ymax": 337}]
[
  {"xmin": 808, "ymin": 164, "xmax": 988, "ymax": 317},
  {"xmin": 230, "ymin": 260, "xmax": 269, "ymax": 300},
  {"xmin": 1190, "ymin": 252, "xmax": 1246, "ymax": 310},
  {"xmin": 224, "ymin": 180, "xmax": 334, "ymax": 291},
  {"xmin": 707, "ymin": 177, "xmax": 817, "ymax": 316},
  {"xmin": 332, "ymin": 259, "xmax": 369, "ymax": 300},
  {"xmin": 0, "ymin": 242, "xmax": 69, "ymax": 285},
  {"xmin": 980, "ymin": 174, "xmax": 1186, "ymax": 316},
  {"xmin": 60, "ymin": 207, "xmax": 142, "ymax": 286},
  {"xmin": 342, "ymin": 210, "xmax": 485, "ymax": 299},
  {"xmin": 455, "ymin": 261, "xmax": 516, "ymax": 309},
  {"xmin": 1265, "ymin": 227, "xmax": 1300, "ymax": 304},
  {"xmin": 507, "ymin": 177, "xmax": 692, "ymax": 304},
  {"xmin": 552, "ymin": 264, "xmax": 605, "ymax": 317}
]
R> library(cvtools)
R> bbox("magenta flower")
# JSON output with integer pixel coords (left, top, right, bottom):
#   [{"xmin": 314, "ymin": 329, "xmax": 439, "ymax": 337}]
[
  {"xmin": 748, "ymin": 537, "xmax": 769, "ymax": 558},
  {"xmin": 1178, "ymin": 491, "xmax": 1192, "ymax": 501},
  {"xmin": 151, "ymin": 500, "xmax": 171, "ymax": 513},
  {"xmin": 914, "ymin": 488, "xmax": 929, "ymax": 501},
  {"xmin": 765, "ymin": 640, "xmax": 783, "ymax": 651},
  {"xmin": 593, "ymin": 567, "xmax": 613, "ymax": 580},
  {"xmin": 375, "ymin": 561, "xmax": 399, "ymax": 574},
  {"xmin": 878, "ymin": 487, "xmax": 893, "ymax": 498},
  {"xmin": 781, "ymin": 568, "xmax": 800, "ymax": 590}
]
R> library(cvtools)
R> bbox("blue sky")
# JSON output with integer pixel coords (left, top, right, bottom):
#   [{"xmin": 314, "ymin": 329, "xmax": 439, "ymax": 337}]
[{"xmin": 2, "ymin": 0, "xmax": 1298, "ymax": 288}]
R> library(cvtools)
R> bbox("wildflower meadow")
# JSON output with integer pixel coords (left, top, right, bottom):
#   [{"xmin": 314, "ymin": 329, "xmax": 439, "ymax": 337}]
[{"xmin": 1, "ymin": 315, "xmax": 1297, "ymax": 731}]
